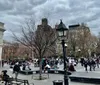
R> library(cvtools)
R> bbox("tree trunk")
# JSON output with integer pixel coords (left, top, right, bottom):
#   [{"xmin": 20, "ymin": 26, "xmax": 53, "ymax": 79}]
[
  {"xmin": 39, "ymin": 56, "xmax": 42, "ymax": 80},
  {"xmin": 31, "ymin": 50, "xmax": 34, "ymax": 61}
]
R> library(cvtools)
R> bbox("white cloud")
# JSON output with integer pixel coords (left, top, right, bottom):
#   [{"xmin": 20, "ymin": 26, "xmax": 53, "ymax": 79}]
[{"xmin": 0, "ymin": 0, "xmax": 100, "ymax": 41}]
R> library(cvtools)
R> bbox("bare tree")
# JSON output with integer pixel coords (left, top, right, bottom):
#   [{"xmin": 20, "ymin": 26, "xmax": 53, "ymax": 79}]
[
  {"xmin": 12, "ymin": 18, "xmax": 57, "ymax": 79},
  {"xmin": 96, "ymin": 32, "xmax": 100, "ymax": 55},
  {"xmin": 68, "ymin": 30, "xmax": 77, "ymax": 57},
  {"xmin": 76, "ymin": 23, "xmax": 97, "ymax": 57},
  {"xmin": 77, "ymin": 23, "xmax": 91, "ymax": 57},
  {"xmin": 68, "ymin": 23, "xmax": 93, "ymax": 57}
]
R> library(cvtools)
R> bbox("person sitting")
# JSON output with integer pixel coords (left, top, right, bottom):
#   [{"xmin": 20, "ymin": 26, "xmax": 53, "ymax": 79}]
[
  {"xmin": 2, "ymin": 70, "xmax": 10, "ymax": 85},
  {"xmin": 68, "ymin": 63, "xmax": 76, "ymax": 72},
  {"xmin": 52, "ymin": 64, "xmax": 58, "ymax": 69},
  {"xmin": 27, "ymin": 62, "xmax": 31, "ymax": 70},
  {"xmin": 25, "ymin": 66, "xmax": 31, "ymax": 70},
  {"xmin": 22, "ymin": 64, "xmax": 26, "ymax": 70},
  {"xmin": 44, "ymin": 64, "xmax": 51, "ymax": 73}
]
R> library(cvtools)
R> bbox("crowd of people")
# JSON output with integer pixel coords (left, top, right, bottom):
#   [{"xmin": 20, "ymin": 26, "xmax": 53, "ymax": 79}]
[
  {"xmin": 0, "ymin": 59, "xmax": 32, "ymax": 85},
  {"xmin": 80, "ymin": 57, "xmax": 100, "ymax": 72},
  {"xmin": 0, "ymin": 56, "xmax": 100, "ymax": 85},
  {"xmin": 33, "ymin": 57, "xmax": 77, "ymax": 72}
]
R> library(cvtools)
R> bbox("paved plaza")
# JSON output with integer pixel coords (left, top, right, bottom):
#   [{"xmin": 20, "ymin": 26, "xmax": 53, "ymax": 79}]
[{"xmin": 0, "ymin": 63, "xmax": 100, "ymax": 85}]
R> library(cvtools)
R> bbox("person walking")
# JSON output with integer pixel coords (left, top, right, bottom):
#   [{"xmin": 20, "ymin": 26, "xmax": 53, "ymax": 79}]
[
  {"xmin": 84, "ymin": 59, "xmax": 88, "ymax": 72},
  {"xmin": 91, "ymin": 59, "xmax": 96, "ymax": 71},
  {"xmin": 88, "ymin": 59, "xmax": 92, "ymax": 71},
  {"xmin": 13, "ymin": 62, "xmax": 20, "ymax": 80},
  {"xmin": 96, "ymin": 58, "xmax": 99, "ymax": 68},
  {"xmin": 80, "ymin": 57, "xmax": 84, "ymax": 66}
]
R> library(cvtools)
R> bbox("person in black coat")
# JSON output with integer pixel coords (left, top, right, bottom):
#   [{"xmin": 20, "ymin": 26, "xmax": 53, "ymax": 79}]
[
  {"xmin": 2, "ymin": 70, "xmax": 9, "ymax": 85},
  {"xmin": 13, "ymin": 62, "xmax": 20, "ymax": 80},
  {"xmin": 91, "ymin": 59, "xmax": 96, "ymax": 71},
  {"xmin": 84, "ymin": 60, "xmax": 88, "ymax": 72}
]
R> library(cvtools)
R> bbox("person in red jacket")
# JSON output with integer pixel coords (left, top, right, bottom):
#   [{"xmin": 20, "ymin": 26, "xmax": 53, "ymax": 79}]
[{"xmin": 68, "ymin": 63, "xmax": 76, "ymax": 72}]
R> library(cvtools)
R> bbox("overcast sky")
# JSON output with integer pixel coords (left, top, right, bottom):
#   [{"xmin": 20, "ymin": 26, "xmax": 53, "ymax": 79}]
[{"xmin": 0, "ymin": 0, "xmax": 100, "ymax": 42}]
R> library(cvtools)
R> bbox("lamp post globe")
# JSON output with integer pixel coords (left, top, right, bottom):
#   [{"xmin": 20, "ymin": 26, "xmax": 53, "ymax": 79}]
[
  {"xmin": 78, "ymin": 49, "xmax": 81, "ymax": 52},
  {"xmin": 65, "ymin": 44, "xmax": 68, "ymax": 47},
  {"xmin": 56, "ymin": 20, "xmax": 69, "ymax": 85},
  {"xmin": 56, "ymin": 20, "xmax": 68, "ymax": 39}
]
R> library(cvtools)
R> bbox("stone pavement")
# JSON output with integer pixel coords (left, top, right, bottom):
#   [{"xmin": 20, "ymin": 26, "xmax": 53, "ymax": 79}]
[
  {"xmin": 73, "ymin": 63, "xmax": 100, "ymax": 77},
  {"xmin": 0, "ymin": 63, "xmax": 100, "ymax": 85}
]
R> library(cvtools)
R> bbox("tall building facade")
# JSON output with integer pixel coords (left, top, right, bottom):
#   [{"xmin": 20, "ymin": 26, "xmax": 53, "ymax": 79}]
[
  {"xmin": 68, "ymin": 23, "xmax": 92, "ymax": 57},
  {"xmin": 36, "ymin": 18, "xmax": 56, "ymax": 58},
  {"xmin": 55, "ymin": 23, "xmax": 93, "ymax": 57},
  {"xmin": 2, "ymin": 42, "xmax": 32, "ymax": 60}
]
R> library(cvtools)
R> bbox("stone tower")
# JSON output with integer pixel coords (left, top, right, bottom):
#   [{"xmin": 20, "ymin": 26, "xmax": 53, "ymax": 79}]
[
  {"xmin": 41, "ymin": 18, "xmax": 48, "ymax": 26},
  {"xmin": 0, "ymin": 22, "xmax": 5, "ymax": 67}
]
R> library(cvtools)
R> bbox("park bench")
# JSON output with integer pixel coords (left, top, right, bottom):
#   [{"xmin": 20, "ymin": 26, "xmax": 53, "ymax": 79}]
[
  {"xmin": 20, "ymin": 70, "xmax": 33, "ymax": 75},
  {"xmin": 69, "ymin": 76, "xmax": 100, "ymax": 84},
  {"xmin": 69, "ymin": 72, "xmax": 100, "ymax": 84},
  {"xmin": 48, "ymin": 69, "xmax": 71, "ymax": 75},
  {"xmin": 10, "ymin": 79, "xmax": 30, "ymax": 85},
  {"xmin": 32, "ymin": 69, "xmax": 71, "ymax": 74},
  {"xmin": 32, "ymin": 70, "xmax": 49, "ymax": 79}
]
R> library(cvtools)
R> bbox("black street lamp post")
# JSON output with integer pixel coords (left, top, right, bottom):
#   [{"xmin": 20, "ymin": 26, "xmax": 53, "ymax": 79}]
[{"xmin": 56, "ymin": 20, "xmax": 69, "ymax": 85}]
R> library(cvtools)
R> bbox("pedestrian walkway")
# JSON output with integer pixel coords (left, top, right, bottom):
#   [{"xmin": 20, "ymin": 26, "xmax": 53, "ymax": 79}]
[
  {"xmin": 0, "ymin": 63, "xmax": 99, "ymax": 85},
  {"xmin": 75, "ymin": 63, "xmax": 100, "ymax": 73}
]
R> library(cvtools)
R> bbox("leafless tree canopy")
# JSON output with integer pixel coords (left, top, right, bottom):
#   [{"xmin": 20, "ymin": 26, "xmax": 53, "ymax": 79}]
[
  {"xmin": 13, "ymin": 18, "xmax": 57, "ymax": 59},
  {"xmin": 68, "ymin": 23, "xmax": 97, "ymax": 57}
]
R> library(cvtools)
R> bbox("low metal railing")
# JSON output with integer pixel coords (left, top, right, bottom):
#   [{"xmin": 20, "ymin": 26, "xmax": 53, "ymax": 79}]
[{"xmin": 1, "ymin": 78, "xmax": 34, "ymax": 85}]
